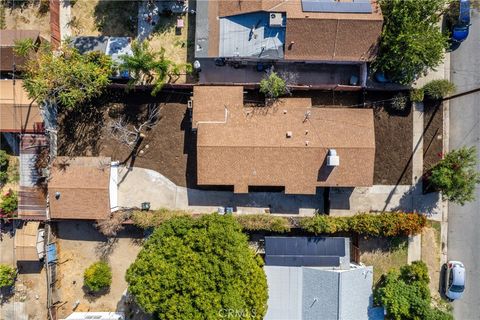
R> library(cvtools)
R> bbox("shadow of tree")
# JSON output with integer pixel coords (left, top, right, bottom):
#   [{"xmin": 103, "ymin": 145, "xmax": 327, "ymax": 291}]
[{"xmin": 93, "ymin": 0, "xmax": 138, "ymax": 37}]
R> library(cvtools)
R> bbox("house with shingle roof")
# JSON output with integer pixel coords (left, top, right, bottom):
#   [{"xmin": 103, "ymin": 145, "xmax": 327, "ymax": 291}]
[
  {"xmin": 191, "ymin": 86, "xmax": 375, "ymax": 194},
  {"xmin": 263, "ymin": 237, "xmax": 384, "ymax": 320},
  {"xmin": 0, "ymin": 29, "xmax": 46, "ymax": 74},
  {"xmin": 47, "ymin": 157, "xmax": 119, "ymax": 220},
  {"xmin": 194, "ymin": 0, "xmax": 383, "ymax": 86}
]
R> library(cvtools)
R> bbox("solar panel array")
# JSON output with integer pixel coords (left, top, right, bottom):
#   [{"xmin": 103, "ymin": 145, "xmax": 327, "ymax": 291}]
[
  {"xmin": 265, "ymin": 237, "xmax": 347, "ymax": 267},
  {"xmin": 301, "ymin": 0, "xmax": 372, "ymax": 14}
]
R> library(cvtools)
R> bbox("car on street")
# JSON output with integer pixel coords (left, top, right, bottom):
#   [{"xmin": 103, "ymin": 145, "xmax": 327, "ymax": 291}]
[
  {"xmin": 445, "ymin": 260, "xmax": 466, "ymax": 300},
  {"xmin": 450, "ymin": 0, "xmax": 471, "ymax": 43}
]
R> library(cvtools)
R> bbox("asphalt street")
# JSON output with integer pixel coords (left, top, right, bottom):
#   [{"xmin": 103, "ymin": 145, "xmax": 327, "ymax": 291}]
[{"xmin": 448, "ymin": 10, "xmax": 480, "ymax": 320}]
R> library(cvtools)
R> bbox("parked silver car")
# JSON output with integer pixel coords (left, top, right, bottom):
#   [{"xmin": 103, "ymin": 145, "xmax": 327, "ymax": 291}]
[{"xmin": 445, "ymin": 261, "xmax": 466, "ymax": 300}]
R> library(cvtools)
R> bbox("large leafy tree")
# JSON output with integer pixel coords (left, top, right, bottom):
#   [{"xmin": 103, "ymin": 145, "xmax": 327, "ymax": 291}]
[
  {"xmin": 375, "ymin": 261, "xmax": 452, "ymax": 320},
  {"xmin": 126, "ymin": 214, "xmax": 267, "ymax": 319},
  {"xmin": 429, "ymin": 146, "xmax": 480, "ymax": 205},
  {"xmin": 120, "ymin": 41, "xmax": 192, "ymax": 95},
  {"xmin": 374, "ymin": 0, "xmax": 449, "ymax": 84},
  {"xmin": 16, "ymin": 39, "xmax": 112, "ymax": 109}
]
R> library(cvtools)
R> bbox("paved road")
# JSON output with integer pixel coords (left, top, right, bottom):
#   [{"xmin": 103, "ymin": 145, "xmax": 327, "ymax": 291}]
[{"xmin": 448, "ymin": 11, "xmax": 480, "ymax": 320}]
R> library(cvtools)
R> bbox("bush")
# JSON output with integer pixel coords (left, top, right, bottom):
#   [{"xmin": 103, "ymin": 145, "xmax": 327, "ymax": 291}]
[
  {"xmin": 126, "ymin": 214, "xmax": 268, "ymax": 319},
  {"xmin": 0, "ymin": 190, "xmax": 18, "ymax": 215},
  {"xmin": 0, "ymin": 150, "xmax": 8, "ymax": 185},
  {"xmin": 429, "ymin": 146, "xmax": 480, "ymax": 205},
  {"xmin": 390, "ymin": 94, "xmax": 408, "ymax": 111},
  {"xmin": 0, "ymin": 264, "xmax": 16, "ymax": 288},
  {"xmin": 235, "ymin": 214, "xmax": 291, "ymax": 233},
  {"xmin": 259, "ymin": 71, "xmax": 287, "ymax": 99},
  {"xmin": 83, "ymin": 261, "xmax": 112, "ymax": 293},
  {"xmin": 299, "ymin": 212, "xmax": 426, "ymax": 237},
  {"xmin": 375, "ymin": 261, "xmax": 452, "ymax": 320},
  {"xmin": 423, "ymin": 80, "xmax": 456, "ymax": 100},
  {"xmin": 410, "ymin": 88, "xmax": 424, "ymax": 102},
  {"xmin": 131, "ymin": 208, "xmax": 189, "ymax": 228}
]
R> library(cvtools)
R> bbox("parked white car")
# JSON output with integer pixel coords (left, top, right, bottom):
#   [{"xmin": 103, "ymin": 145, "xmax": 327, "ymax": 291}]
[{"xmin": 445, "ymin": 261, "xmax": 466, "ymax": 300}]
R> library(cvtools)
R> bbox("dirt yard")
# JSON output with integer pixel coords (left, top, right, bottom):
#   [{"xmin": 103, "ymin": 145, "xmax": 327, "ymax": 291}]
[
  {"xmin": 370, "ymin": 92, "xmax": 413, "ymax": 185},
  {"xmin": 55, "ymin": 222, "xmax": 145, "ymax": 319},
  {"xmin": 423, "ymin": 100, "xmax": 444, "ymax": 174},
  {"xmin": 70, "ymin": 0, "xmax": 137, "ymax": 37},
  {"xmin": 359, "ymin": 236, "xmax": 408, "ymax": 286},
  {"xmin": 57, "ymin": 90, "xmax": 194, "ymax": 187},
  {"xmin": 4, "ymin": 3, "xmax": 51, "ymax": 40}
]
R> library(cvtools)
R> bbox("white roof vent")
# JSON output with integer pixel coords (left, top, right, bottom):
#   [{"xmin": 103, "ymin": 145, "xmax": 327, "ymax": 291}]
[
  {"xmin": 269, "ymin": 13, "xmax": 283, "ymax": 27},
  {"xmin": 327, "ymin": 149, "xmax": 339, "ymax": 167},
  {"xmin": 286, "ymin": 131, "xmax": 293, "ymax": 138}
]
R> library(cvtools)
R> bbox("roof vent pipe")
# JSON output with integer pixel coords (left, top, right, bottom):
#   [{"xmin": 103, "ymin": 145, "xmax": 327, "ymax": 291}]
[{"xmin": 327, "ymin": 149, "xmax": 339, "ymax": 167}]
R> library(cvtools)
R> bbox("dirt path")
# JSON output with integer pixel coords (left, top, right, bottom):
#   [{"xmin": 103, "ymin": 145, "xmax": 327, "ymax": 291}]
[{"xmin": 421, "ymin": 227, "xmax": 441, "ymax": 297}]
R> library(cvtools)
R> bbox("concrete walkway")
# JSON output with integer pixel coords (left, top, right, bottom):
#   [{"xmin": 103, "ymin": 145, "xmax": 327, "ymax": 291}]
[
  {"xmin": 117, "ymin": 167, "xmax": 323, "ymax": 215},
  {"xmin": 59, "ymin": 0, "xmax": 71, "ymax": 40}
]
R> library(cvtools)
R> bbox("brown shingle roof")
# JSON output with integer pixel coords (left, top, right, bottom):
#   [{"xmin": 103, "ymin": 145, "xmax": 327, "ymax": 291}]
[
  {"xmin": 0, "ymin": 30, "xmax": 42, "ymax": 71},
  {"xmin": 0, "ymin": 80, "xmax": 43, "ymax": 132},
  {"xmin": 207, "ymin": 0, "xmax": 383, "ymax": 61},
  {"xmin": 192, "ymin": 86, "xmax": 244, "ymax": 128},
  {"xmin": 48, "ymin": 157, "xmax": 111, "ymax": 220},
  {"xmin": 194, "ymin": 87, "xmax": 375, "ymax": 194}
]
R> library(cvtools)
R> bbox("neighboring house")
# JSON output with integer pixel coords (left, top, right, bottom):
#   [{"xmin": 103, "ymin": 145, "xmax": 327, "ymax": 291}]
[
  {"xmin": 71, "ymin": 36, "xmax": 133, "ymax": 64},
  {"xmin": 195, "ymin": 0, "xmax": 383, "ymax": 86},
  {"xmin": 264, "ymin": 236, "xmax": 383, "ymax": 320},
  {"xmin": 0, "ymin": 80, "xmax": 44, "ymax": 133},
  {"xmin": 0, "ymin": 29, "xmax": 45, "ymax": 75},
  {"xmin": 47, "ymin": 157, "xmax": 119, "ymax": 220},
  {"xmin": 191, "ymin": 86, "xmax": 375, "ymax": 194}
]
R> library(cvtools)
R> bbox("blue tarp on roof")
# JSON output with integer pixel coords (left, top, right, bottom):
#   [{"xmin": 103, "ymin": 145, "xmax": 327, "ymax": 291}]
[{"xmin": 46, "ymin": 243, "xmax": 57, "ymax": 264}]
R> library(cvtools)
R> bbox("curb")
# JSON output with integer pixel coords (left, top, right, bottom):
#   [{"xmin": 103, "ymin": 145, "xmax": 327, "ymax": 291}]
[{"xmin": 440, "ymin": 51, "xmax": 451, "ymax": 266}]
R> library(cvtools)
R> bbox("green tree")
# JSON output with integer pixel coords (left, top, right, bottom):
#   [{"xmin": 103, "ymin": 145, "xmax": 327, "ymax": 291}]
[
  {"xmin": 83, "ymin": 261, "xmax": 112, "ymax": 293},
  {"xmin": 17, "ymin": 40, "xmax": 112, "ymax": 109},
  {"xmin": 374, "ymin": 0, "xmax": 449, "ymax": 84},
  {"xmin": 375, "ymin": 261, "xmax": 452, "ymax": 320},
  {"xmin": 120, "ymin": 41, "xmax": 192, "ymax": 96},
  {"xmin": 126, "ymin": 214, "xmax": 268, "ymax": 319},
  {"xmin": 0, "ymin": 150, "xmax": 9, "ymax": 185},
  {"xmin": 423, "ymin": 79, "xmax": 456, "ymax": 99},
  {"xmin": 0, "ymin": 264, "xmax": 16, "ymax": 288},
  {"xmin": 259, "ymin": 71, "xmax": 287, "ymax": 99},
  {"xmin": 0, "ymin": 190, "xmax": 17, "ymax": 215},
  {"xmin": 429, "ymin": 147, "xmax": 480, "ymax": 205}
]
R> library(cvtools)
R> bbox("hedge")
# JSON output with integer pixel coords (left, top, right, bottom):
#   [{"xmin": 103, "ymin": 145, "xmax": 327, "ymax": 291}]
[
  {"xmin": 299, "ymin": 212, "xmax": 426, "ymax": 236},
  {"xmin": 132, "ymin": 210, "xmax": 426, "ymax": 237},
  {"xmin": 235, "ymin": 214, "xmax": 291, "ymax": 233}
]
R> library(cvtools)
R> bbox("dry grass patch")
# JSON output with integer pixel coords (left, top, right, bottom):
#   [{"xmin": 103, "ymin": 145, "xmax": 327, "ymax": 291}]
[{"xmin": 360, "ymin": 237, "xmax": 408, "ymax": 286}]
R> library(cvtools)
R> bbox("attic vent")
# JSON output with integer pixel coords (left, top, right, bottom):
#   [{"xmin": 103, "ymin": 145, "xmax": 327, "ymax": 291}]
[
  {"xmin": 327, "ymin": 149, "xmax": 339, "ymax": 167},
  {"xmin": 286, "ymin": 131, "xmax": 293, "ymax": 138},
  {"xmin": 269, "ymin": 13, "xmax": 283, "ymax": 27}
]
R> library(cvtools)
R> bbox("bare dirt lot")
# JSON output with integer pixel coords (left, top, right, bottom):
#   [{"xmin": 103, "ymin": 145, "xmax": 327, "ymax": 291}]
[
  {"xmin": 3, "ymin": 3, "xmax": 51, "ymax": 40},
  {"xmin": 423, "ymin": 100, "xmax": 443, "ymax": 174},
  {"xmin": 368, "ymin": 92, "xmax": 413, "ymax": 185},
  {"xmin": 70, "ymin": 0, "xmax": 137, "ymax": 37},
  {"xmin": 57, "ymin": 90, "xmax": 195, "ymax": 187},
  {"xmin": 55, "ymin": 221, "xmax": 145, "ymax": 319}
]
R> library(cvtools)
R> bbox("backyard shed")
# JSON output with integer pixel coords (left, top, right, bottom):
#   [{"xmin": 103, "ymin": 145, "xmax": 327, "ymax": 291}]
[{"xmin": 14, "ymin": 221, "xmax": 44, "ymax": 261}]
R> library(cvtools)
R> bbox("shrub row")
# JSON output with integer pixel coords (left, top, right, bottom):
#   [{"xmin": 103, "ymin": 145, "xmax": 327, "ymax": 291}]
[
  {"xmin": 132, "ymin": 210, "xmax": 426, "ymax": 237},
  {"xmin": 299, "ymin": 212, "xmax": 426, "ymax": 236}
]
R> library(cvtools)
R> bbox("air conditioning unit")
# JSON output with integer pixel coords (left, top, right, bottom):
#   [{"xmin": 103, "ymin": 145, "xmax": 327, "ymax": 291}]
[
  {"xmin": 269, "ymin": 13, "xmax": 283, "ymax": 27},
  {"xmin": 327, "ymin": 149, "xmax": 340, "ymax": 167}
]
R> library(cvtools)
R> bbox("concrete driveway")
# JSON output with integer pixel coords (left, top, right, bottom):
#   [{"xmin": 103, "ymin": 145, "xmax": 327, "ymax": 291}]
[{"xmin": 116, "ymin": 166, "xmax": 323, "ymax": 215}]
